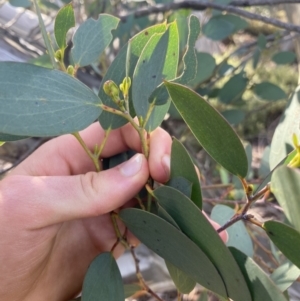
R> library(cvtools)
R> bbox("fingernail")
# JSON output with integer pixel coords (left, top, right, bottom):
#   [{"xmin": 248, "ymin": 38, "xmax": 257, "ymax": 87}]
[
  {"xmin": 120, "ymin": 154, "xmax": 143, "ymax": 177},
  {"xmin": 162, "ymin": 154, "xmax": 170, "ymax": 179}
]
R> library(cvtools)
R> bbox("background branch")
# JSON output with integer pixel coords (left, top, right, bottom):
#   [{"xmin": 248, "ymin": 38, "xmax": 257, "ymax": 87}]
[
  {"xmin": 120, "ymin": 0, "xmax": 300, "ymax": 34},
  {"xmin": 230, "ymin": 0, "xmax": 300, "ymax": 6}
]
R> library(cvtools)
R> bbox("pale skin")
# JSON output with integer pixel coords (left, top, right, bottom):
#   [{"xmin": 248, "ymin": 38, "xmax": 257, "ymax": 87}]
[{"xmin": 0, "ymin": 122, "xmax": 227, "ymax": 301}]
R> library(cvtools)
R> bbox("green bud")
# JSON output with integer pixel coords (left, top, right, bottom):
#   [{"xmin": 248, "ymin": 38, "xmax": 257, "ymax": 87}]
[
  {"xmin": 54, "ymin": 49, "xmax": 62, "ymax": 61},
  {"xmin": 103, "ymin": 80, "xmax": 120, "ymax": 99},
  {"xmin": 120, "ymin": 77, "xmax": 131, "ymax": 98},
  {"xmin": 67, "ymin": 65, "xmax": 75, "ymax": 76}
]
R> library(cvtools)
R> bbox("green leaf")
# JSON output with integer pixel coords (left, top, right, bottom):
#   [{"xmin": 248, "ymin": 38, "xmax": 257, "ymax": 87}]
[
  {"xmin": 252, "ymin": 48, "xmax": 261, "ymax": 69},
  {"xmin": 164, "ymin": 81, "xmax": 248, "ymax": 177},
  {"xmin": 257, "ymin": 33, "xmax": 267, "ymax": 49},
  {"xmin": 269, "ymin": 87, "xmax": 300, "ymax": 169},
  {"xmin": 176, "ymin": 15, "xmax": 201, "ymax": 85},
  {"xmin": 253, "ymin": 82, "xmax": 286, "ymax": 101},
  {"xmin": 124, "ymin": 283, "xmax": 142, "ymax": 298},
  {"xmin": 0, "ymin": 133, "xmax": 28, "ymax": 141},
  {"xmin": 203, "ymin": 18, "xmax": 234, "ymax": 41},
  {"xmin": 54, "ymin": 4, "xmax": 75, "ymax": 50},
  {"xmin": 32, "ymin": 0, "xmax": 56, "ymax": 68},
  {"xmin": 71, "ymin": 14, "xmax": 119, "ymax": 67},
  {"xmin": 120, "ymin": 208, "xmax": 227, "ymax": 298},
  {"xmin": 165, "ymin": 260, "xmax": 196, "ymax": 294},
  {"xmin": 272, "ymin": 51, "xmax": 296, "ymax": 65},
  {"xmin": 271, "ymin": 261, "xmax": 300, "ymax": 292},
  {"xmin": 264, "ymin": 221, "xmax": 300, "ymax": 269},
  {"xmin": 189, "ymin": 52, "xmax": 216, "ymax": 87},
  {"xmin": 81, "ymin": 252, "xmax": 124, "ymax": 301},
  {"xmin": 222, "ymin": 109, "xmax": 245, "ymax": 125},
  {"xmin": 167, "ymin": 138, "xmax": 202, "ymax": 208},
  {"xmin": 154, "ymin": 186, "xmax": 252, "ymax": 301},
  {"xmin": 230, "ymin": 247, "xmax": 288, "ymax": 301},
  {"xmin": 132, "ymin": 22, "xmax": 179, "ymax": 121},
  {"xmin": 9, "ymin": 0, "xmax": 31, "ymax": 8},
  {"xmin": 271, "ymin": 166, "xmax": 300, "ymax": 232},
  {"xmin": 147, "ymin": 15, "xmax": 200, "ymax": 108},
  {"xmin": 0, "ymin": 62, "xmax": 102, "ymax": 136},
  {"xmin": 203, "ymin": 14, "xmax": 248, "ymax": 41},
  {"xmin": 98, "ymin": 23, "xmax": 167, "ymax": 130},
  {"xmin": 211, "ymin": 204, "xmax": 254, "ymax": 257},
  {"xmin": 167, "ymin": 176, "xmax": 192, "ymax": 198},
  {"xmin": 218, "ymin": 73, "xmax": 248, "ymax": 104},
  {"xmin": 157, "ymin": 205, "xmax": 180, "ymax": 228},
  {"xmin": 144, "ymin": 101, "xmax": 170, "ymax": 132}
]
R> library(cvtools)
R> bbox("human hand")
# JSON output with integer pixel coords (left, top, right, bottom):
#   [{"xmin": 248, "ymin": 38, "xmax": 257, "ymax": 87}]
[
  {"xmin": 0, "ymin": 122, "xmax": 227, "ymax": 301},
  {"xmin": 0, "ymin": 122, "xmax": 172, "ymax": 301}
]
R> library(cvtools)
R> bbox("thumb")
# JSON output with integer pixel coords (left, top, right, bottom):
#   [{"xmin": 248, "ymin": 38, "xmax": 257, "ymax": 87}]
[{"xmin": 1, "ymin": 154, "xmax": 149, "ymax": 229}]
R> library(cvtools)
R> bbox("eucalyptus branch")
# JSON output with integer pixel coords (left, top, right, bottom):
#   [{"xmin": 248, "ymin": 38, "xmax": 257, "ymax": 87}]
[
  {"xmin": 217, "ymin": 213, "xmax": 247, "ymax": 233},
  {"xmin": 203, "ymin": 198, "xmax": 245, "ymax": 205},
  {"xmin": 72, "ymin": 132, "xmax": 100, "ymax": 172},
  {"xmin": 120, "ymin": 1, "xmax": 300, "ymax": 34},
  {"xmin": 217, "ymin": 180, "xmax": 269, "ymax": 233},
  {"xmin": 110, "ymin": 212, "xmax": 129, "ymax": 251},
  {"xmin": 101, "ymin": 104, "xmax": 149, "ymax": 158},
  {"xmin": 129, "ymin": 247, "xmax": 165, "ymax": 301},
  {"xmin": 248, "ymin": 229, "xmax": 279, "ymax": 266},
  {"xmin": 96, "ymin": 128, "xmax": 111, "ymax": 158},
  {"xmin": 230, "ymin": 0, "xmax": 300, "ymax": 6}
]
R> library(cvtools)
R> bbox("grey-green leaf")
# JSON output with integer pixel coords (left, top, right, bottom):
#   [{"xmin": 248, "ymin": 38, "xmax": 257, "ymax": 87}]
[
  {"xmin": 269, "ymin": 87, "xmax": 300, "ymax": 169},
  {"xmin": 218, "ymin": 73, "xmax": 248, "ymax": 104},
  {"xmin": 0, "ymin": 62, "xmax": 102, "ymax": 136},
  {"xmin": 165, "ymin": 81, "xmax": 248, "ymax": 177},
  {"xmin": 98, "ymin": 23, "xmax": 166, "ymax": 130},
  {"xmin": 33, "ymin": 0, "xmax": 56, "ymax": 68},
  {"xmin": 253, "ymin": 82, "xmax": 286, "ymax": 101},
  {"xmin": 203, "ymin": 14, "xmax": 248, "ymax": 41},
  {"xmin": 54, "ymin": 3, "xmax": 75, "ymax": 50},
  {"xmin": 81, "ymin": 252, "xmax": 124, "ymax": 301},
  {"xmin": 271, "ymin": 261, "xmax": 300, "ymax": 292},
  {"xmin": 271, "ymin": 166, "xmax": 300, "ymax": 232},
  {"xmin": 71, "ymin": 14, "xmax": 119, "ymax": 67},
  {"xmin": 272, "ymin": 51, "xmax": 296, "ymax": 65},
  {"xmin": 165, "ymin": 261, "xmax": 196, "ymax": 294},
  {"xmin": 132, "ymin": 22, "xmax": 179, "ymax": 120},
  {"xmin": 9, "ymin": 0, "xmax": 31, "ymax": 8},
  {"xmin": 0, "ymin": 133, "xmax": 28, "ymax": 141},
  {"xmin": 176, "ymin": 15, "xmax": 201, "ymax": 85},
  {"xmin": 264, "ymin": 220, "xmax": 300, "ymax": 269},
  {"xmin": 230, "ymin": 247, "xmax": 288, "ymax": 301},
  {"xmin": 154, "ymin": 186, "xmax": 252, "ymax": 301},
  {"xmin": 189, "ymin": 52, "xmax": 216, "ymax": 87},
  {"xmin": 167, "ymin": 138, "xmax": 202, "ymax": 208},
  {"xmin": 120, "ymin": 208, "xmax": 227, "ymax": 298},
  {"xmin": 222, "ymin": 109, "xmax": 245, "ymax": 125},
  {"xmin": 211, "ymin": 204, "xmax": 254, "ymax": 257},
  {"xmin": 148, "ymin": 15, "xmax": 200, "ymax": 107}
]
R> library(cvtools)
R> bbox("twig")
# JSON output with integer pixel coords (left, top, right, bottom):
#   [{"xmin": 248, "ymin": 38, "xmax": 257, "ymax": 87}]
[
  {"xmin": 248, "ymin": 230, "xmax": 279, "ymax": 266},
  {"xmin": 203, "ymin": 198, "xmax": 245, "ymax": 204},
  {"xmin": 230, "ymin": 0, "xmax": 300, "ymax": 6},
  {"xmin": 217, "ymin": 213, "xmax": 250, "ymax": 233},
  {"xmin": 120, "ymin": 1, "xmax": 300, "ymax": 34},
  {"xmin": 130, "ymin": 247, "xmax": 165, "ymax": 301}
]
